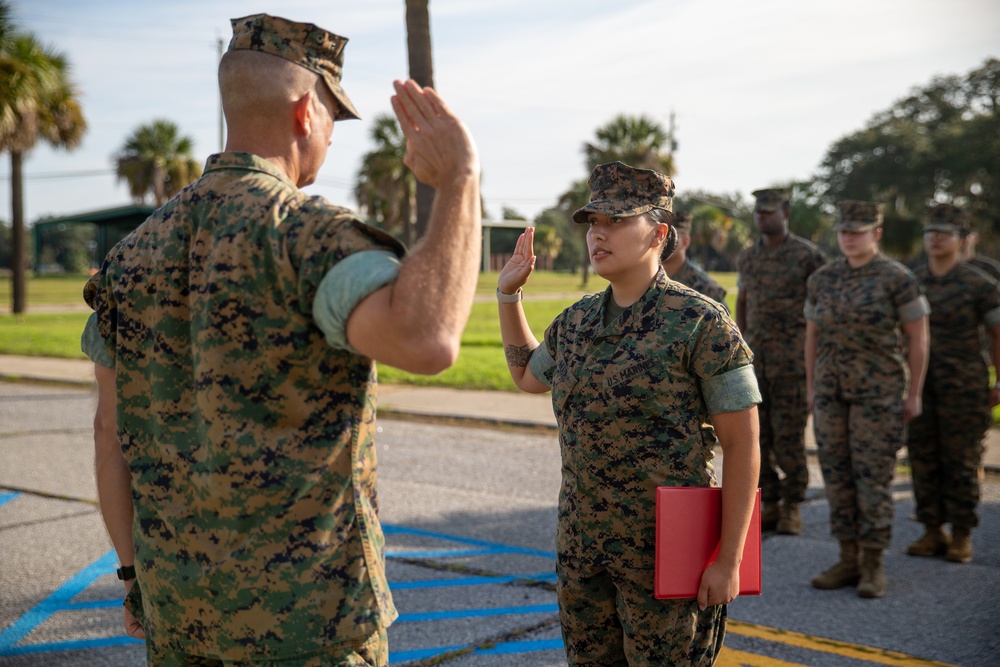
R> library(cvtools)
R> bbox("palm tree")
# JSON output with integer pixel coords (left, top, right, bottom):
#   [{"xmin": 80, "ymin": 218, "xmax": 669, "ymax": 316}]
[
  {"xmin": 354, "ymin": 114, "xmax": 416, "ymax": 246},
  {"xmin": 584, "ymin": 114, "xmax": 675, "ymax": 176},
  {"xmin": 0, "ymin": 3, "xmax": 87, "ymax": 313},
  {"xmin": 404, "ymin": 0, "xmax": 434, "ymax": 240},
  {"xmin": 114, "ymin": 119, "xmax": 201, "ymax": 206}
]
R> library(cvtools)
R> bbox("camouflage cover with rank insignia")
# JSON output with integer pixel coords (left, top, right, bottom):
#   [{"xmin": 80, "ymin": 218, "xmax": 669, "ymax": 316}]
[
  {"xmin": 84, "ymin": 151, "xmax": 401, "ymax": 659},
  {"xmin": 228, "ymin": 13, "xmax": 361, "ymax": 121}
]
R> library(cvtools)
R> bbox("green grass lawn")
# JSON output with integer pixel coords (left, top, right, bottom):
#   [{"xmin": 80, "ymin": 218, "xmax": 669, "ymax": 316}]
[
  {"xmin": 6, "ymin": 272, "xmax": 997, "ymax": 426},
  {"xmin": 0, "ymin": 272, "xmax": 621, "ymax": 390},
  {"xmin": 0, "ymin": 273, "xmax": 93, "ymax": 306}
]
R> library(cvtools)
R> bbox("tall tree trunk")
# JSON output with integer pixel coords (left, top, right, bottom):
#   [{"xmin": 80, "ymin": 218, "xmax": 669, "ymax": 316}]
[
  {"xmin": 11, "ymin": 151, "xmax": 26, "ymax": 314},
  {"xmin": 405, "ymin": 0, "xmax": 435, "ymax": 240}
]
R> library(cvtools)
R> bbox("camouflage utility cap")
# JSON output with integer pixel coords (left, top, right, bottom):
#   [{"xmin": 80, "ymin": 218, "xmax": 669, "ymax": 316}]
[
  {"xmin": 836, "ymin": 200, "xmax": 883, "ymax": 232},
  {"xmin": 752, "ymin": 188, "xmax": 790, "ymax": 213},
  {"xmin": 925, "ymin": 203, "xmax": 969, "ymax": 235},
  {"xmin": 573, "ymin": 162, "xmax": 674, "ymax": 224},
  {"xmin": 229, "ymin": 13, "xmax": 361, "ymax": 121}
]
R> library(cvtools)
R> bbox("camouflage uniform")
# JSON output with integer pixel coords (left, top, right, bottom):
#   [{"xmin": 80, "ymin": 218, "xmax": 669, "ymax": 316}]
[
  {"xmin": 806, "ymin": 252, "xmax": 929, "ymax": 549},
  {"xmin": 84, "ymin": 148, "xmax": 402, "ymax": 661},
  {"xmin": 908, "ymin": 253, "xmax": 1000, "ymax": 532},
  {"xmin": 967, "ymin": 254, "xmax": 1000, "ymax": 282},
  {"xmin": 82, "ymin": 16, "xmax": 403, "ymax": 658},
  {"xmin": 737, "ymin": 219, "xmax": 826, "ymax": 510},
  {"xmin": 670, "ymin": 258, "xmax": 728, "ymax": 309},
  {"xmin": 528, "ymin": 269, "xmax": 760, "ymax": 666}
]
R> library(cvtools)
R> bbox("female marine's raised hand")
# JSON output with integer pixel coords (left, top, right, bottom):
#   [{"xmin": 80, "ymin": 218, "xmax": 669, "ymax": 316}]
[{"xmin": 498, "ymin": 227, "xmax": 536, "ymax": 296}]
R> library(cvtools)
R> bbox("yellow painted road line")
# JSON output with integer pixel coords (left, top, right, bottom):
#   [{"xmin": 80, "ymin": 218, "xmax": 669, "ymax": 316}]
[
  {"xmin": 727, "ymin": 620, "xmax": 960, "ymax": 667},
  {"xmin": 717, "ymin": 647, "xmax": 808, "ymax": 667}
]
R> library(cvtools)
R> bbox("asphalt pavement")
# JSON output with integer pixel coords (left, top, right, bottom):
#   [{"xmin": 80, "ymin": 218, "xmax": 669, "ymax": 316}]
[{"xmin": 1, "ymin": 356, "xmax": 999, "ymax": 666}]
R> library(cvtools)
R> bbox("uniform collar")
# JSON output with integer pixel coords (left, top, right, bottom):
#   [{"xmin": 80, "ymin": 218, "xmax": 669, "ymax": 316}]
[
  {"xmin": 203, "ymin": 152, "xmax": 296, "ymax": 187},
  {"xmin": 590, "ymin": 268, "xmax": 669, "ymax": 338}
]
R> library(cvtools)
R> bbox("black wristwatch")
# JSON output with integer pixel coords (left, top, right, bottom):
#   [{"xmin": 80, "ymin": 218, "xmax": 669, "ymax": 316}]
[{"xmin": 116, "ymin": 565, "xmax": 136, "ymax": 581}]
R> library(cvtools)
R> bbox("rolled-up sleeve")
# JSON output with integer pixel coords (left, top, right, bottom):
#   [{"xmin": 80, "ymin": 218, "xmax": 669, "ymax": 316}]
[
  {"xmin": 700, "ymin": 365, "xmax": 761, "ymax": 415},
  {"xmin": 81, "ymin": 312, "xmax": 114, "ymax": 369},
  {"xmin": 527, "ymin": 344, "xmax": 554, "ymax": 389},
  {"xmin": 898, "ymin": 295, "xmax": 930, "ymax": 324},
  {"xmin": 312, "ymin": 250, "xmax": 402, "ymax": 352},
  {"xmin": 803, "ymin": 298, "xmax": 817, "ymax": 322}
]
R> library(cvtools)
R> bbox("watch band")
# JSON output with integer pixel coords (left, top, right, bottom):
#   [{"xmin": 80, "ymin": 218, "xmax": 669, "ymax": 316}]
[
  {"xmin": 116, "ymin": 565, "xmax": 136, "ymax": 581},
  {"xmin": 496, "ymin": 287, "xmax": 522, "ymax": 303}
]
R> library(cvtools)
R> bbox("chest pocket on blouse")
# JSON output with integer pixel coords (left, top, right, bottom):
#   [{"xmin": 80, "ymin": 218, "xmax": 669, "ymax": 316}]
[
  {"xmin": 601, "ymin": 355, "xmax": 696, "ymax": 436},
  {"xmin": 851, "ymin": 285, "xmax": 893, "ymax": 328}
]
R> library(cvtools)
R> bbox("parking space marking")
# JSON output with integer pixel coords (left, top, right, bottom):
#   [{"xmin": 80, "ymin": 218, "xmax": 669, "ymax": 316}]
[
  {"xmin": 397, "ymin": 603, "xmax": 558, "ymax": 624},
  {"xmin": 0, "ymin": 491, "xmax": 20, "ymax": 508},
  {"xmin": 383, "ymin": 524, "xmax": 556, "ymax": 558},
  {"xmin": 0, "ymin": 525, "xmax": 962, "ymax": 666},
  {"xmin": 0, "ymin": 550, "xmax": 143, "ymax": 656}
]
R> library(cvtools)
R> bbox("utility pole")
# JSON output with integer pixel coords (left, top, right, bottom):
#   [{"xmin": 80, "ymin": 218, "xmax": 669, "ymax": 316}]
[
  {"xmin": 668, "ymin": 109, "xmax": 678, "ymax": 159},
  {"xmin": 217, "ymin": 31, "xmax": 224, "ymax": 151}
]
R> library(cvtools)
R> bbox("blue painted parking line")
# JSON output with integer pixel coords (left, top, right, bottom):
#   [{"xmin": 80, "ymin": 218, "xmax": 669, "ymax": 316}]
[
  {"xmin": 0, "ymin": 491, "xmax": 20, "ymax": 509},
  {"xmin": 0, "ymin": 524, "xmax": 559, "ymax": 660},
  {"xmin": 391, "ymin": 637, "xmax": 564, "ymax": 663},
  {"xmin": 0, "ymin": 636, "xmax": 140, "ymax": 658},
  {"xmin": 478, "ymin": 638, "xmax": 564, "ymax": 655},
  {"xmin": 397, "ymin": 603, "xmax": 558, "ymax": 623},
  {"xmin": 384, "ymin": 524, "xmax": 556, "ymax": 558},
  {"xmin": 0, "ymin": 550, "xmax": 143, "ymax": 656}
]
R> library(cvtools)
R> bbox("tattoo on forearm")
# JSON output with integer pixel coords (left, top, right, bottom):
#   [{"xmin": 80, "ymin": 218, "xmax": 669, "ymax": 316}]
[{"xmin": 505, "ymin": 344, "xmax": 534, "ymax": 368}]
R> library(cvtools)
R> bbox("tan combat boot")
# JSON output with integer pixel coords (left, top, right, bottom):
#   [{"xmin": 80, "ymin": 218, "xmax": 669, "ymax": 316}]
[
  {"xmin": 857, "ymin": 548, "xmax": 885, "ymax": 598},
  {"xmin": 777, "ymin": 503, "xmax": 802, "ymax": 535},
  {"xmin": 811, "ymin": 540, "xmax": 859, "ymax": 589},
  {"xmin": 946, "ymin": 527, "xmax": 973, "ymax": 563},
  {"xmin": 905, "ymin": 525, "xmax": 949, "ymax": 557},
  {"xmin": 762, "ymin": 502, "xmax": 780, "ymax": 532}
]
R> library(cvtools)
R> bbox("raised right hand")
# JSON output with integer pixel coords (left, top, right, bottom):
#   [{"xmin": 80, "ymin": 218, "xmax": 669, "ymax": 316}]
[
  {"xmin": 390, "ymin": 79, "xmax": 480, "ymax": 189},
  {"xmin": 498, "ymin": 227, "xmax": 536, "ymax": 296}
]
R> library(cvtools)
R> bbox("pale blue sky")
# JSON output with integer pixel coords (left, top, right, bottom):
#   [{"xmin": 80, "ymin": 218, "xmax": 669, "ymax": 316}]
[{"xmin": 3, "ymin": 0, "xmax": 999, "ymax": 225}]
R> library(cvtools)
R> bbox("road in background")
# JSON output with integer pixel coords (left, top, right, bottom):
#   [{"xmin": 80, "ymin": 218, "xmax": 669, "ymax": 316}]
[{"xmin": 1, "ymin": 380, "xmax": 997, "ymax": 666}]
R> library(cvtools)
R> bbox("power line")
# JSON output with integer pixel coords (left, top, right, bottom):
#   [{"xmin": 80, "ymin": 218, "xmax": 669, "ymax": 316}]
[{"xmin": 0, "ymin": 169, "xmax": 115, "ymax": 181}]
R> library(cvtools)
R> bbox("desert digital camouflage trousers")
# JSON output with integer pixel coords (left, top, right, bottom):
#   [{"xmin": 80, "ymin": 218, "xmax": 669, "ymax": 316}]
[
  {"xmin": 757, "ymin": 375, "xmax": 810, "ymax": 504},
  {"xmin": 906, "ymin": 388, "xmax": 990, "ymax": 529},
  {"xmin": 813, "ymin": 393, "xmax": 904, "ymax": 549},
  {"xmin": 557, "ymin": 553, "xmax": 726, "ymax": 666}
]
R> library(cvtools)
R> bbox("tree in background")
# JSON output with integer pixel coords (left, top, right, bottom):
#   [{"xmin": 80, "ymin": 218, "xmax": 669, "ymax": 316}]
[
  {"xmin": 114, "ymin": 119, "xmax": 201, "ymax": 207},
  {"xmin": 34, "ymin": 219, "xmax": 93, "ymax": 273},
  {"xmin": 556, "ymin": 178, "xmax": 593, "ymax": 285},
  {"xmin": 535, "ymin": 207, "xmax": 584, "ymax": 274},
  {"xmin": 787, "ymin": 180, "xmax": 837, "ymax": 256},
  {"xmin": 0, "ymin": 218, "xmax": 12, "ymax": 269},
  {"xmin": 583, "ymin": 114, "xmax": 675, "ymax": 175},
  {"xmin": 673, "ymin": 190, "xmax": 753, "ymax": 271},
  {"xmin": 405, "ymin": 0, "xmax": 434, "ymax": 240},
  {"xmin": 0, "ymin": 1, "xmax": 87, "ymax": 313},
  {"xmin": 354, "ymin": 114, "xmax": 416, "ymax": 246},
  {"xmin": 816, "ymin": 57, "xmax": 1000, "ymax": 257}
]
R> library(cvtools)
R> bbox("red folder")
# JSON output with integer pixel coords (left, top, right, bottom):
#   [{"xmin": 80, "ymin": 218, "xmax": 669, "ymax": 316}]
[{"xmin": 654, "ymin": 487, "xmax": 761, "ymax": 599}]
